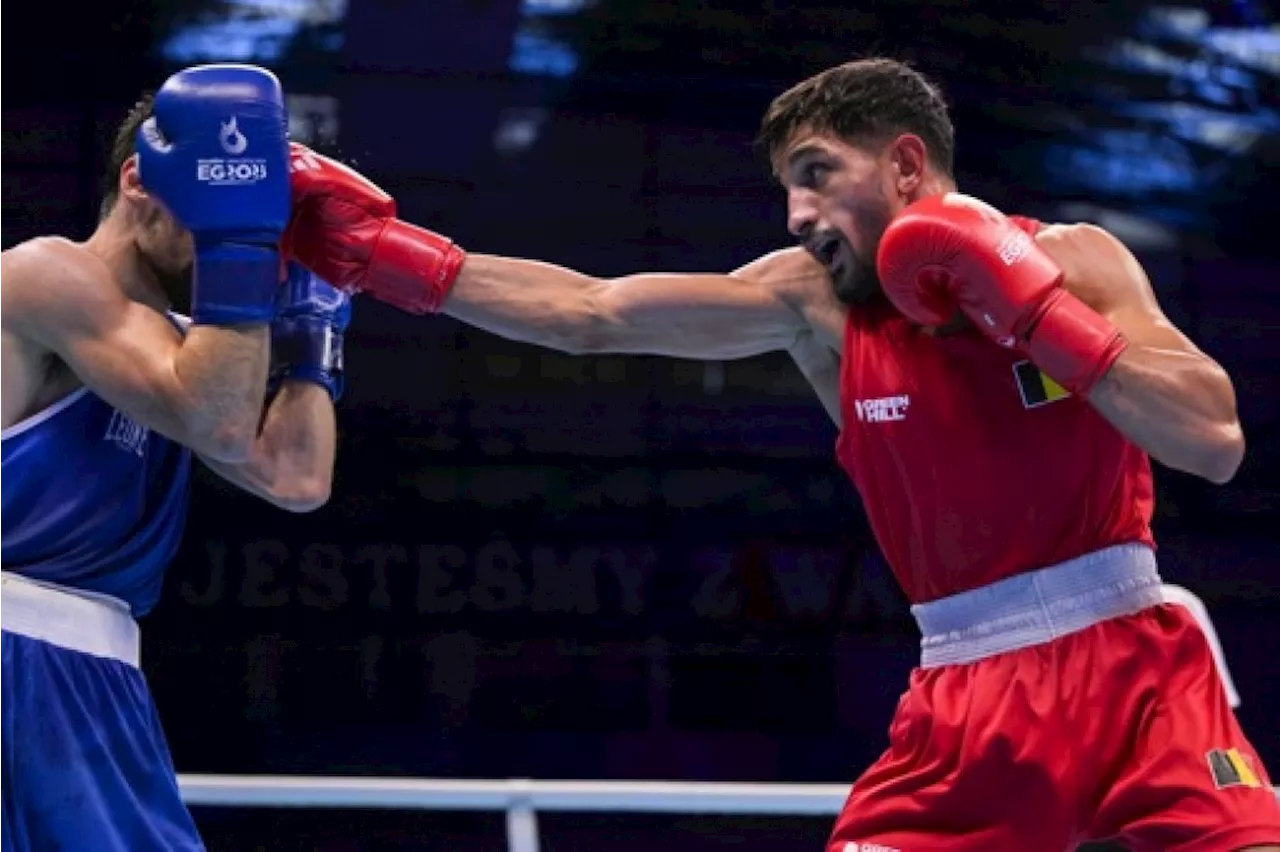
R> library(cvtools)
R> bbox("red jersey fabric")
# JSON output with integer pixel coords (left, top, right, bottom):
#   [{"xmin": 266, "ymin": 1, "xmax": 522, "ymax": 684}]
[{"xmin": 834, "ymin": 220, "xmax": 1154, "ymax": 603}]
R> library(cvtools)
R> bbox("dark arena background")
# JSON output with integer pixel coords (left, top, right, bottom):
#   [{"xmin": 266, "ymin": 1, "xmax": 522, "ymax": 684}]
[{"xmin": 3, "ymin": 1, "xmax": 1278, "ymax": 849}]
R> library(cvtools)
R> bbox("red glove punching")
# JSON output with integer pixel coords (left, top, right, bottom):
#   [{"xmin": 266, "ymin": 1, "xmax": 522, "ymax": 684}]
[
  {"xmin": 876, "ymin": 193, "xmax": 1128, "ymax": 396},
  {"xmin": 284, "ymin": 144, "xmax": 466, "ymax": 315}
]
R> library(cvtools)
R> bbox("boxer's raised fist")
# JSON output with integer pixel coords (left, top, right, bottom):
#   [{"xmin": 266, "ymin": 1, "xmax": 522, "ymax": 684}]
[
  {"xmin": 876, "ymin": 193, "xmax": 1064, "ymax": 343},
  {"xmin": 284, "ymin": 144, "xmax": 465, "ymax": 315},
  {"xmin": 138, "ymin": 64, "xmax": 290, "ymax": 325},
  {"xmin": 876, "ymin": 194, "xmax": 1126, "ymax": 396},
  {"xmin": 270, "ymin": 262, "xmax": 351, "ymax": 400},
  {"xmin": 284, "ymin": 144, "xmax": 395, "ymax": 292}
]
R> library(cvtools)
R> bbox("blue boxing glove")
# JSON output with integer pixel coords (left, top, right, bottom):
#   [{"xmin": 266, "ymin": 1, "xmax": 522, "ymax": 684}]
[
  {"xmin": 136, "ymin": 64, "xmax": 290, "ymax": 326},
  {"xmin": 270, "ymin": 264, "xmax": 351, "ymax": 400}
]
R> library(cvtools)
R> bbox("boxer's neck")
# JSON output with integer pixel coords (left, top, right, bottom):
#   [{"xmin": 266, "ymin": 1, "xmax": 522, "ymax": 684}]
[{"xmin": 85, "ymin": 209, "xmax": 169, "ymax": 313}]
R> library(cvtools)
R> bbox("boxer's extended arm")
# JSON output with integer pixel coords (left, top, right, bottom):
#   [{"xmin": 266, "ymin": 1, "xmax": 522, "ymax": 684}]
[
  {"xmin": 1042, "ymin": 225, "xmax": 1244, "ymax": 484},
  {"xmin": 198, "ymin": 381, "xmax": 336, "ymax": 511},
  {"xmin": 1, "ymin": 239, "xmax": 268, "ymax": 461},
  {"xmin": 446, "ymin": 248, "xmax": 822, "ymax": 359},
  {"xmin": 283, "ymin": 148, "xmax": 838, "ymax": 358}
]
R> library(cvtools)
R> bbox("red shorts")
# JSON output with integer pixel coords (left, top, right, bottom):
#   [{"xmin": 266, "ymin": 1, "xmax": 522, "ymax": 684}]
[{"xmin": 829, "ymin": 604, "xmax": 1280, "ymax": 851}]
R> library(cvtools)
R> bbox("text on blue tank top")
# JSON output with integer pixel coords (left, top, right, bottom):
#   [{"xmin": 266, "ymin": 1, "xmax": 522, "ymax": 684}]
[{"xmin": 1, "ymin": 386, "xmax": 191, "ymax": 617}]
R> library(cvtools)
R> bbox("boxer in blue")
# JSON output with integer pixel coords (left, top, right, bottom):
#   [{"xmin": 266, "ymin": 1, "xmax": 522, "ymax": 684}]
[{"xmin": 0, "ymin": 65, "xmax": 349, "ymax": 851}]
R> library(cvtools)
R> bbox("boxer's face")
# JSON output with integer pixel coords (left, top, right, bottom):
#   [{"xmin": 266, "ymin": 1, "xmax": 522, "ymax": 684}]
[
  {"xmin": 774, "ymin": 129, "xmax": 928, "ymax": 305},
  {"xmin": 120, "ymin": 158, "xmax": 195, "ymax": 310}
]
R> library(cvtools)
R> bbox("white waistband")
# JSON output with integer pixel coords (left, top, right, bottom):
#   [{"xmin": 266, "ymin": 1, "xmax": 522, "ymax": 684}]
[
  {"xmin": 910, "ymin": 544, "xmax": 1164, "ymax": 668},
  {"xmin": 1, "ymin": 572, "xmax": 140, "ymax": 668}
]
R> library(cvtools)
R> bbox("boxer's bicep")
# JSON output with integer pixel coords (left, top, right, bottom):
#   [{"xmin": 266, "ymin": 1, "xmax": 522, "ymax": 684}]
[
  {"xmin": 4, "ymin": 241, "xmax": 254, "ymax": 459},
  {"xmin": 449, "ymin": 254, "xmax": 805, "ymax": 359},
  {"xmin": 1053, "ymin": 226, "xmax": 1243, "ymax": 483},
  {"xmin": 594, "ymin": 271, "xmax": 804, "ymax": 358}
]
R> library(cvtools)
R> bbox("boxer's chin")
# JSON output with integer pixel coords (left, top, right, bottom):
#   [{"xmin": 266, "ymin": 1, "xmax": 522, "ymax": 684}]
[{"xmin": 831, "ymin": 262, "xmax": 882, "ymax": 306}]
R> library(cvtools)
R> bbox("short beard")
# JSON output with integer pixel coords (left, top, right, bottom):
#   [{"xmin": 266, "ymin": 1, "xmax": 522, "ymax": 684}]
[
  {"xmin": 831, "ymin": 187, "xmax": 892, "ymax": 306},
  {"xmin": 830, "ymin": 258, "xmax": 882, "ymax": 306}
]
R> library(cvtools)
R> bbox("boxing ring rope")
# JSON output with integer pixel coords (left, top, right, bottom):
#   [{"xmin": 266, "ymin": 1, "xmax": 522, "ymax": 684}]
[
  {"xmin": 178, "ymin": 774, "xmax": 852, "ymax": 852},
  {"xmin": 175, "ymin": 586, "xmax": 1271, "ymax": 852},
  {"xmin": 177, "ymin": 772, "xmax": 1280, "ymax": 852}
]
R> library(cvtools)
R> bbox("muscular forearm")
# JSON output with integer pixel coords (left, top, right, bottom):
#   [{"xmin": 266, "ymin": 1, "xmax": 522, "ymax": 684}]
[
  {"xmin": 204, "ymin": 380, "xmax": 336, "ymax": 511},
  {"xmin": 1086, "ymin": 344, "xmax": 1244, "ymax": 483},
  {"xmin": 173, "ymin": 324, "xmax": 272, "ymax": 460},
  {"xmin": 445, "ymin": 253, "xmax": 804, "ymax": 360},
  {"xmin": 446, "ymin": 255, "xmax": 607, "ymax": 354}
]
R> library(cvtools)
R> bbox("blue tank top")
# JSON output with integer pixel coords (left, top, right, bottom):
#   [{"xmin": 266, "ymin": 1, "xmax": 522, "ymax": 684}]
[{"xmin": 1, "ymin": 383, "xmax": 191, "ymax": 617}]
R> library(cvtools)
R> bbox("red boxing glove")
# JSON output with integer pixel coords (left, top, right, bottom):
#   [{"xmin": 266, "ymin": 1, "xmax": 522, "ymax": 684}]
[
  {"xmin": 876, "ymin": 193, "xmax": 1127, "ymax": 396},
  {"xmin": 284, "ymin": 144, "xmax": 466, "ymax": 314}
]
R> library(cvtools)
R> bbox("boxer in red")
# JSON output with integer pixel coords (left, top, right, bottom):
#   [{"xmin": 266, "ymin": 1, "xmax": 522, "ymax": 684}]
[{"xmin": 285, "ymin": 58, "xmax": 1279, "ymax": 850}]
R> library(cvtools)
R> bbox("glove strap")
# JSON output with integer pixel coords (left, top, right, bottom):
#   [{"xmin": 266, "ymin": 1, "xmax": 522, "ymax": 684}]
[
  {"xmin": 366, "ymin": 219, "xmax": 466, "ymax": 315},
  {"xmin": 271, "ymin": 316, "xmax": 344, "ymax": 400},
  {"xmin": 192, "ymin": 243, "xmax": 280, "ymax": 326},
  {"xmin": 1023, "ymin": 289, "xmax": 1129, "ymax": 397}
]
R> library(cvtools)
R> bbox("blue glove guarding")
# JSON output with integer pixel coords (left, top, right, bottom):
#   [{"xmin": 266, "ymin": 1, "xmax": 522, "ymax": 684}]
[
  {"xmin": 270, "ymin": 263, "xmax": 351, "ymax": 401},
  {"xmin": 136, "ymin": 64, "xmax": 290, "ymax": 326}
]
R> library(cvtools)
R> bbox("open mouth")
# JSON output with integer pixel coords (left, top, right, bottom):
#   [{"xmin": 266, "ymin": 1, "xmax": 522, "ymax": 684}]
[{"xmin": 826, "ymin": 241, "xmax": 851, "ymax": 280}]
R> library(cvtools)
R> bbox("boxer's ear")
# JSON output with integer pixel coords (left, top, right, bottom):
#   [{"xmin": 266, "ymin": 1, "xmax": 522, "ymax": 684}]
[
  {"xmin": 886, "ymin": 133, "xmax": 928, "ymax": 197},
  {"xmin": 118, "ymin": 155, "xmax": 148, "ymax": 203}
]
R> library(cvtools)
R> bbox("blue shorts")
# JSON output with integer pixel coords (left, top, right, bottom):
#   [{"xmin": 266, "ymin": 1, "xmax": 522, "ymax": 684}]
[{"xmin": 1, "ymin": 574, "xmax": 203, "ymax": 852}]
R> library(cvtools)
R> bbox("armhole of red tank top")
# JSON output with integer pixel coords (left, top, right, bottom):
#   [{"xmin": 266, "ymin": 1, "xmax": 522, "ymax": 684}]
[{"xmin": 835, "ymin": 309, "xmax": 860, "ymax": 448}]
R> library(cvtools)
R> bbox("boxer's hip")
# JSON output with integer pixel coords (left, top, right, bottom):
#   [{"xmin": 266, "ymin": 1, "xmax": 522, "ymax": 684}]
[
  {"xmin": 1, "ymin": 573, "xmax": 203, "ymax": 851},
  {"xmin": 910, "ymin": 542, "xmax": 1163, "ymax": 668},
  {"xmin": 1, "ymin": 570, "xmax": 140, "ymax": 667},
  {"xmin": 833, "ymin": 547, "xmax": 1280, "ymax": 849}
]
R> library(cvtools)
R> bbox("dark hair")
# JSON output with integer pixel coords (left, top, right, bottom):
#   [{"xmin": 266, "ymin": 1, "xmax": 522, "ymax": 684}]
[
  {"xmin": 758, "ymin": 58, "xmax": 955, "ymax": 177},
  {"xmin": 99, "ymin": 92, "xmax": 155, "ymax": 220}
]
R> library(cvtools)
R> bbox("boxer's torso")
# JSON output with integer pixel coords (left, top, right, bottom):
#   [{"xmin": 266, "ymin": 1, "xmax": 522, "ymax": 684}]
[
  {"xmin": 834, "ymin": 292, "xmax": 1155, "ymax": 604},
  {"xmin": 1, "ymin": 317, "xmax": 191, "ymax": 618}
]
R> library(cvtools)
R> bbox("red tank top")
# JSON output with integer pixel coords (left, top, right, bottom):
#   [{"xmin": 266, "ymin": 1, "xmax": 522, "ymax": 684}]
[{"xmin": 834, "ymin": 219, "xmax": 1155, "ymax": 604}]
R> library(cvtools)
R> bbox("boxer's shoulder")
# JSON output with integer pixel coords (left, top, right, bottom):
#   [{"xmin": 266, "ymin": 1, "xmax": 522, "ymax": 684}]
[
  {"xmin": 2, "ymin": 237, "xmax": 123, "ymax": 333},
  {"xmin": 732, "ymin": 245, "xmax": 847, "ymax": 346},
  {"xmin": 0, "ymin": 239, "xmax": 103, "ymax": 427},
  {"xmin": 1033, "ymin": 221, "xmax": 1118, "ymax": 257},
  {"xmin": 1033, "ymin": 222, "xmax": 1152, "ymax": 317},
  {"xmin": 733, "ymin": 246, "xmax": 825, "ymax": 291}
]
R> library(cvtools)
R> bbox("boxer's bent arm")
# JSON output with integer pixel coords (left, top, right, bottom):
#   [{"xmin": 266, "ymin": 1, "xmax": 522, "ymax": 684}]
[
  {"xmin": 1, "ymin": 240, "xmax": 269, "ymax": 462},
  {"xmin": 445, "ymin": 254, "xmax": 810, "ymax": 359},
  {"xmin": 199, "ymin": 380, "xmax": 337, "ymax": 512},
  {"xmin": 1045, "ymin": 226, "xmax": 1244, "ymax": 484}
]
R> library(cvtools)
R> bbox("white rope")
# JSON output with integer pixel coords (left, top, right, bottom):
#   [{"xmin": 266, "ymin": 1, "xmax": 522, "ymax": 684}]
[
  {"xmin": 177, "ymin": 772, "xmax": 1279, "ymax": 852},
  {"xmin": 177, "ymin": 774, "xmax": 852, "ymax": 814}
]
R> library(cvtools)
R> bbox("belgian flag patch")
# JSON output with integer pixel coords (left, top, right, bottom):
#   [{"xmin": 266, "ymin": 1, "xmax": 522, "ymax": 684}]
[
  {"xmin": 1013, "ymin": 360, "xmax": 1070, "ymax": 409},
  {"xmin": 1206, "ymin": 748, "xmax": 1264, "ymax": 790}
]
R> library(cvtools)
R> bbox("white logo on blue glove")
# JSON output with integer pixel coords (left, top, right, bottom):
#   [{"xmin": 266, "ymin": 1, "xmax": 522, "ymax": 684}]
[{"xmin": 219, "ymin": 117, "xmax": 248, "ymax": 156}]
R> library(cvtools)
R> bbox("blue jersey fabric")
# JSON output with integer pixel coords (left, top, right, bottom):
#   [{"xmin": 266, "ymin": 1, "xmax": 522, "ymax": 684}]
[{"xmin": 1, "ymin": 384, "xmax": 190, "ymax": 616}]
